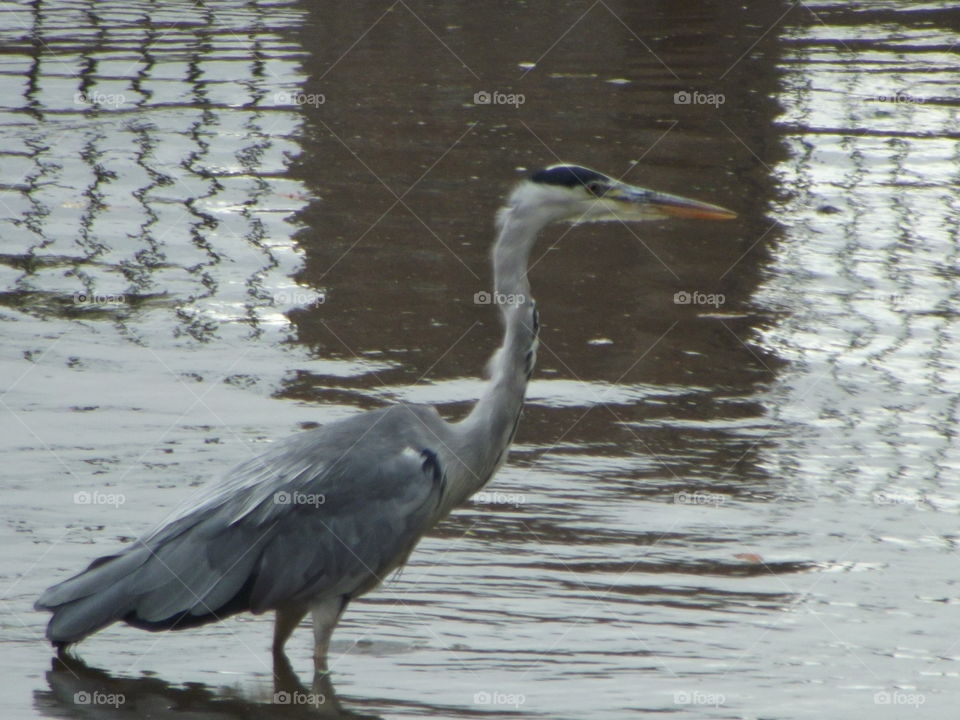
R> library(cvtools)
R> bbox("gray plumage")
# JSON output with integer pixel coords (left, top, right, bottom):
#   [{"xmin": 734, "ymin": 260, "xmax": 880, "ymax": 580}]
[
  {"xmin": 35, "ymin": 165, "xmax": 735, "ymax": 668},
  {"xmin": 38, "ymin": 405, "xmax": 457, "ymax": 644}
]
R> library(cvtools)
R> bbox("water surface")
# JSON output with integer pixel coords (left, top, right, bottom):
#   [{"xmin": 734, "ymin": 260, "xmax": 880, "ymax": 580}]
[{"xmin": 2, "ymin": 1, "xmax": 958, "ymax": 718}]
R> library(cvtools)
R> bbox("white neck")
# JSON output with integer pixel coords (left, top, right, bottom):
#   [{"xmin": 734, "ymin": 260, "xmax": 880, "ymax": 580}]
[{"xmin": 445, "ymin": 206, "xmax": 544, "ymax": 508}]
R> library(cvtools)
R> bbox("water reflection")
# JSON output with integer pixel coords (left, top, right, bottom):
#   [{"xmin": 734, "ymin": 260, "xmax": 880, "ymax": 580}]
[
  {"xmin": 0, "ymin": 0, "xmax": 315, "ymax": 345},
  {"xmin": 760, "ymin": 0, "xmax": 960, "ymax": 501},
  {"xmin": 37, "ymin": 654, "xmax": 382, "ymax": 719}
]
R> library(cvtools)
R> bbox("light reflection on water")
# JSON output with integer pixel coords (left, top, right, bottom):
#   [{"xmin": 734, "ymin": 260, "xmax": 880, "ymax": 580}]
[{"xmin": 1, "ymin": 1, "xmax": 957, "ymax": 719}]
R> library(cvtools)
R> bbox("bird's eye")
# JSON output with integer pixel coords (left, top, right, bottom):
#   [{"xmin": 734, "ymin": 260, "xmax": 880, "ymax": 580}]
[{"xmin": 585, "ymin": 182, "xmax": 606, "ymax": 197}]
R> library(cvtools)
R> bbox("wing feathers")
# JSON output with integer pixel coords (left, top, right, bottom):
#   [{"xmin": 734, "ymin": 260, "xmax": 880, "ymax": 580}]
[{"xmin": 37, "ymin": 405, "xmax": 449, "ymax": 644}]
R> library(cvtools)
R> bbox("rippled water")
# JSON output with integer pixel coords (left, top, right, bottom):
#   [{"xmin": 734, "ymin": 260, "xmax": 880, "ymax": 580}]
[{"xmin": 3, "ymin": 1, "xmax": 959, "ymax": 719}]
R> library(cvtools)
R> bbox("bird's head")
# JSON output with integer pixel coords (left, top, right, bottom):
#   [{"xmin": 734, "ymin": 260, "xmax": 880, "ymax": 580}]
[{"xmin": 502, "ymin": 164, "xmax": 737, "ymax": 226}]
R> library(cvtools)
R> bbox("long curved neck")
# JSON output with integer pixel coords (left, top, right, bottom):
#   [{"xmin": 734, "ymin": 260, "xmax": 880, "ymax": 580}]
[{"xmin": 446, "ymin": 208, "xmax": 544, "ymax": 507}]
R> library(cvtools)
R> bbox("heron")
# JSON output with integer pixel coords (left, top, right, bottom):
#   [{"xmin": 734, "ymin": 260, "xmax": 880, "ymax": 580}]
[{"xmin": 36, "ymin": 164, "xmax": 735, "ymax": 671}]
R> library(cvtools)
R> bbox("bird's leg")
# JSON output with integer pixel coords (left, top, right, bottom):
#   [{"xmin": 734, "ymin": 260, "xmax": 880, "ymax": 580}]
[
  {"xmin": 310, "ymin": 596, "xmax": 346, "ymax": 673},
  {"xmin": 273, "ymin": 602, "xmax": 308, "ymax": 659}
]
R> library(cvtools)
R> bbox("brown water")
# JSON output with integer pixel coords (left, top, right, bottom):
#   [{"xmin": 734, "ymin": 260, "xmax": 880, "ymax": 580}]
[{"xmin": 2, "ymin": 1, "xmax": 958, "ymax": 718}]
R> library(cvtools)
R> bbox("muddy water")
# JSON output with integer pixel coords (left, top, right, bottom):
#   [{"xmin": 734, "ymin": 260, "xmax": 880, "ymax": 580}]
[{"xmin": 2, "ymin": 1, "xmax": 958, "ymax": 718}]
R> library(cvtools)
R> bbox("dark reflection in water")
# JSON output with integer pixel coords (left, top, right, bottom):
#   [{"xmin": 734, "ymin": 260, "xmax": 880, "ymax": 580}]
[
  {"xmin": 36, "ymin": 654, "xmax": 383, "ymax": 719},
  {"xmin": 2, "ymin": 0, "xmax": 959, "ymax": 719}
]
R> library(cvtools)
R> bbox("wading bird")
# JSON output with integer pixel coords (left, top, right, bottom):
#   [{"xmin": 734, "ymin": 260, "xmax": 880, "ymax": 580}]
[{"xmin": 36, "ymin": 165, "xmax": 735, "ymax": 671}]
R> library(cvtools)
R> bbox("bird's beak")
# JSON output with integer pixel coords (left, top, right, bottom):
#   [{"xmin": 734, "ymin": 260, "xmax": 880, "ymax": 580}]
[{"xmin": 609, "ymin": 183, "xmax": 737, "ymax": 221}]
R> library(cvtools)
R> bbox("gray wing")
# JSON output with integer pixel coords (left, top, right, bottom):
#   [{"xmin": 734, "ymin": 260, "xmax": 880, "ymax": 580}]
[{"xmin": 36, "ymin": 404, "xmax": 448, "ymax": 643}]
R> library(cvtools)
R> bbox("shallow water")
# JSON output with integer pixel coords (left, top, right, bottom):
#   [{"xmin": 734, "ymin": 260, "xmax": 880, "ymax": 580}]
[{"xmin": 2, "ymin": 1, "xmax": 958, "ymax": 718}]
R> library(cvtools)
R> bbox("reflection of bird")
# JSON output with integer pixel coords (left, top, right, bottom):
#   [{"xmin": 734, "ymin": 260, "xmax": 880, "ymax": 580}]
[
  {"xmin": 36, "ymin": 165, "xmax": 735, "ymax": 671},
  {"xmin": 42, "ymin": 653, "xmax": 382, "ymax": 720}
]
